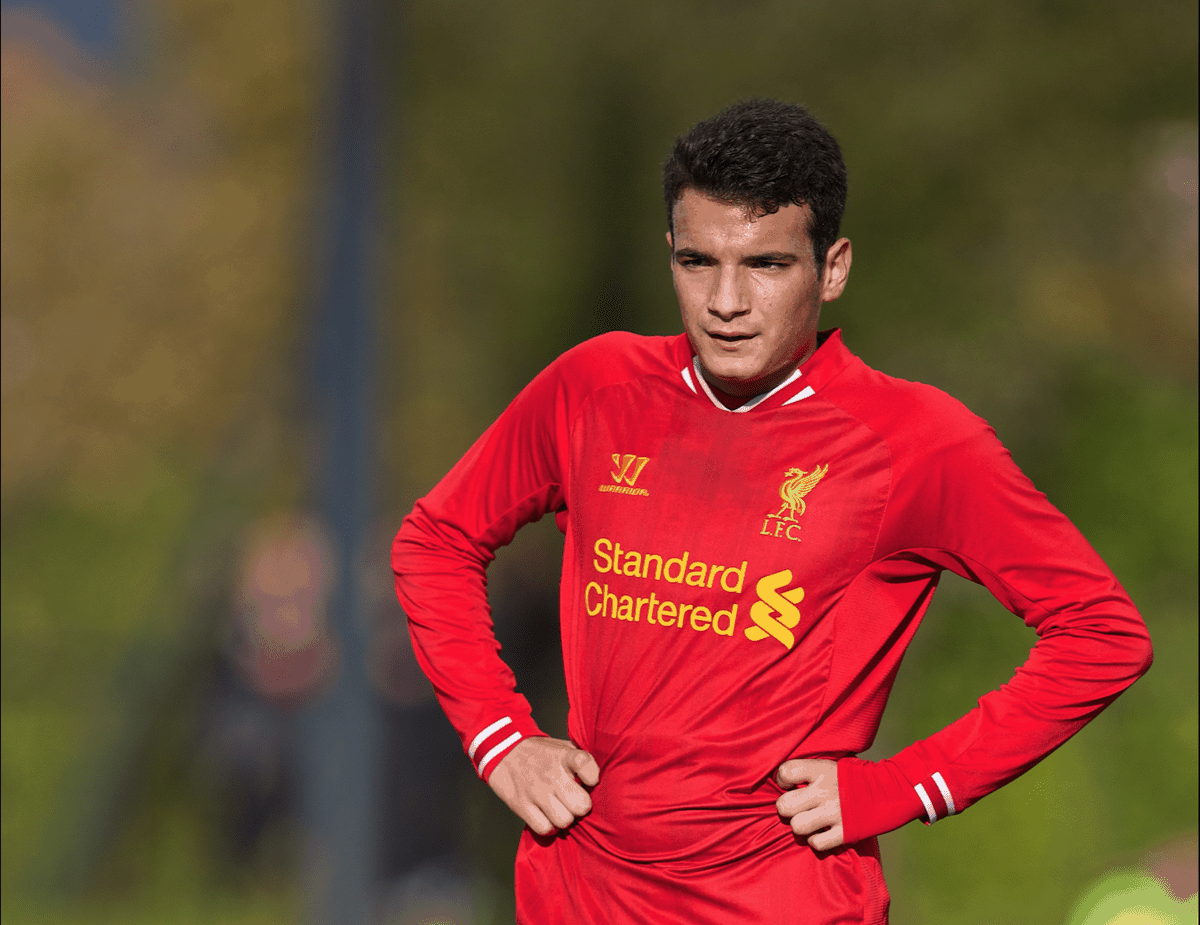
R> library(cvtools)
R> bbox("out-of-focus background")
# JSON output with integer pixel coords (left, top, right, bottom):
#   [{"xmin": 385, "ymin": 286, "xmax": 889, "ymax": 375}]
[{"xmin": 2, "ymin": 1, "xmax": 1196, "ymax": 923}]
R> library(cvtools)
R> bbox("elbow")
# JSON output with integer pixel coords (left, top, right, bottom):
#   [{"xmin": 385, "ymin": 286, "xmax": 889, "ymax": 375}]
[{"xmin": 1134, "ymin": 631, "xmax": 1154, "ymax": 679}]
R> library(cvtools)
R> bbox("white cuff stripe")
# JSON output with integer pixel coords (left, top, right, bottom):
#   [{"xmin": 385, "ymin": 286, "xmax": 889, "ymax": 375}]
[
  {"xmin": 915, "ymin": 783, "xmax": 938, "ymax": 824},
  {"xmin": 468, "ymin": 716, "xmax": 512, "ymax": 760},
  {"xmin": 932, "ymin": 772, "xmax": 956, "ymax": 816},
  {"xmin": 680, "ymin": 366, "xmax": 697, "ymax": 394},
  {"xmin": 477, "ymin": 731, "xmax": 522, "ymax": 776}
]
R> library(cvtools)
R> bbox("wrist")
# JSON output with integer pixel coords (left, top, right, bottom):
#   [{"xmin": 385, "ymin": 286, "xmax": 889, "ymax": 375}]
[
  {"xmin": 837, "ymin": 756, "xmax": 926, "ymax": 843},
  {"xmin": 466, "ymin": 714, "xmax": 547, "ymax": 782}
]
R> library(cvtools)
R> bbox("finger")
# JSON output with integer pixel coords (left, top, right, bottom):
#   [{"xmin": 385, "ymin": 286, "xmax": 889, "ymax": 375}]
[
  {"xmin": 568, "ymin": 750, "xmax": 601, "ymax": 787},
  {"xmin": 775, "ymin": 759, "xmax": 814, "ymax": 788},
  {"xmin": 776, "ymin": 787, "xmax": 819, "ymax": 818},
  {"xmin": 522, "ymin": 802, "xmax": 556, "ymax": 836},
  {"xmin": 788, "ymin": 806, "xmax": 838, "ymax": 837},
  {"xmin": 540, "ymin": 793, "xmax": 577, "ymax": 830},
  {"xmin": 808, "ymin": 824, "xmax": 844, "ymax": 853},
  {"xmin": 557, "ymin": 778, "xmax": 594, "ymax": 818}
]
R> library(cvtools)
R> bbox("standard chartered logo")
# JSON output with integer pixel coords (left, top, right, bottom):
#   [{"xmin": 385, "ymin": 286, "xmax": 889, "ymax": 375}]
[
  {"xmin": 745, "ymin": 569, "xmax": 805, "ymax": 650},
  {"xmin": 584, "ymin": 536, "xmax": 808, "ymax": 652}
]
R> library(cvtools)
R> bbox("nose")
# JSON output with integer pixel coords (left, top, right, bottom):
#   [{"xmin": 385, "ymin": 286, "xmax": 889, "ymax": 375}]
[{"xmin": 708, "ymin": 267, "xmax": 749, "ymax": 321}]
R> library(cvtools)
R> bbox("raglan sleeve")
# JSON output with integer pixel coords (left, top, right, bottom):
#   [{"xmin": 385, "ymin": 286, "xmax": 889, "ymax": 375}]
[
  {"xmin": 838, "ymin": 407, "xmax": 1154, "ymax": 843},
  {"xmin": 391, "ymin": 356, "xmax": 574, "ymax": 782}
]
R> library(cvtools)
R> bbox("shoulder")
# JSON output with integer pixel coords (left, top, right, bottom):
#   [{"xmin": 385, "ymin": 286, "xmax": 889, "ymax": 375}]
[
  {"xmin": 498, "ymin": 332, "xmax": 689, "ymax": 429},
  {"xmin": 821, "ymin": 352, "xmax": 995, "ymax": 458},
  {"xmin": 544, "ymin": 331, "xmax": 689, "ymax": 393}
]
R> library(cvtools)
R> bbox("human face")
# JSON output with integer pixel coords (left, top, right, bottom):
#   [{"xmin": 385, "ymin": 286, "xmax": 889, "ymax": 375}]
[{"xmin": 668, "ymin": 189, "xmax": 851, "ymax": 397}]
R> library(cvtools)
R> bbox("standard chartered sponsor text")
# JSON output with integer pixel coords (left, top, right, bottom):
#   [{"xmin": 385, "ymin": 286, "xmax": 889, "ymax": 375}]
[{"xmin": 587, "ymin": 537, "xmax": 747, "ymax": 636}]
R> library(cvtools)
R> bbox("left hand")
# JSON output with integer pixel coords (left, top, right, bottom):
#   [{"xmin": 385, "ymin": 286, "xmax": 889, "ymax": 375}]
[{"xmin": 775, "ymin": 758, "xmax": 844, "ymax": 851}]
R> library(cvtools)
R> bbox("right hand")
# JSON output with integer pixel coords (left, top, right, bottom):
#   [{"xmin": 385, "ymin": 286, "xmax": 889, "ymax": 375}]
[{"xmin": 487, "ymin": 736, "xmax": 600, "ymax": 835}]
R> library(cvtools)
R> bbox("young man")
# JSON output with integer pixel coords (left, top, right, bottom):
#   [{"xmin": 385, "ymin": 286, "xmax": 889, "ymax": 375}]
[{"xmin": 392, "ymin": 99, "xmax": 1152, "ymax": 924}]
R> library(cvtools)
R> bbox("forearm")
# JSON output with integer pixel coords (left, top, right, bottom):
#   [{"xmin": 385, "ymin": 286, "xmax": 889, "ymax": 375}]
[
  {"xmin": 839, "ymin": 594, "xmax": 1152, "ymax": 842},
  {"xmin": 392, "ymin": 499, "xmax": 551, "ymax": 780}
]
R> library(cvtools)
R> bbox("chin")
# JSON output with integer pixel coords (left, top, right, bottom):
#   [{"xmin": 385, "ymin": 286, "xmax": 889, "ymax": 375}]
[{"xmin": 704, "ymin": 359, "xmax": 760, "ymax": 386}]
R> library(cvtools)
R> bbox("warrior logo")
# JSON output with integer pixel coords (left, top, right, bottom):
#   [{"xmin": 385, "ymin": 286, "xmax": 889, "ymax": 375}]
[
  {"xmin": 745, "ymin": 569, "xmax": 805, "ymax": 650},
  {"xmin": 600, "ymin": 454, "xmax": 651, "ymax": 496},
  {"xmin": 761, "ymin": 464, "xmax": 828, "ymax": 542},
  {"xmin": 611, "ymin": 454, "xmax": 650, "ymax": 486}
]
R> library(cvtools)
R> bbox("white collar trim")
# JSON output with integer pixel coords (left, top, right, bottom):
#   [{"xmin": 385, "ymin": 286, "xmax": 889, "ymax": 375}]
[{"xmin": 685, "ymin": 356, "xmax": 804, "ymax": 413}]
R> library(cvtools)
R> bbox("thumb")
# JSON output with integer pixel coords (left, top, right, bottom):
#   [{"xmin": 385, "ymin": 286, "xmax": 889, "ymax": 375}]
[
  {"xmin": 567, "ymin": 749, "xmax": 601, "ymax": 786},
  {"xmin": 775, "ymin": 759, "xmax": 813, "ymax": 788}
]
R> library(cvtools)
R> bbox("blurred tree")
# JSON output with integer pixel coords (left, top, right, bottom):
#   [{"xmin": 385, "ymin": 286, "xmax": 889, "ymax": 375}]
[{"xmin": 2, "ymin": 0, "xmax": 325, "ymax": 918}]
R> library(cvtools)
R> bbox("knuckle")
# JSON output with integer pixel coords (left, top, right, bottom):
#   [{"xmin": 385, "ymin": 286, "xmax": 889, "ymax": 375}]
[{"xmin": 567, "ymin": 791, "xmax": 592, "ymax": 816}]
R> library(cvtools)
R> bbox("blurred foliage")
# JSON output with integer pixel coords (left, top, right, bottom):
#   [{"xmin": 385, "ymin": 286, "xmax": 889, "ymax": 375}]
[
  {"xmin": 1, "ymin": 0, "xmax": 1196, "ymax": 923},
  {"xmin": 2, "ymin": 0, "xmax": 323, "ymax": 918}
]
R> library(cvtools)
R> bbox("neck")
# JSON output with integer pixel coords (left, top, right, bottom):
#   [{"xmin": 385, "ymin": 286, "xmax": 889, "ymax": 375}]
[{"xmin": 704, "ymin": 379, "xmax": 760, "ymax": 410}]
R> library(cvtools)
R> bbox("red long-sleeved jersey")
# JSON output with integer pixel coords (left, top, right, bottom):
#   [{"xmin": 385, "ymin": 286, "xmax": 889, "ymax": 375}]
[{"xmin": 392, "ymin": 329, "xmax": 1152, "ymax": 924}]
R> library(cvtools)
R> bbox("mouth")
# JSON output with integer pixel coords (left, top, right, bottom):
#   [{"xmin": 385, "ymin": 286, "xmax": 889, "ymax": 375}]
[{"xmin": 708, "ymin": 331, "xmax": 755, "ymax": 343}]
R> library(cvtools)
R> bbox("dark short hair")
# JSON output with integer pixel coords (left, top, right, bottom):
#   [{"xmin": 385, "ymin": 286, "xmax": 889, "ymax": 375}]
[{"xmin": 663, "ymin": 99, "xmax": 848, "ymax": 270}]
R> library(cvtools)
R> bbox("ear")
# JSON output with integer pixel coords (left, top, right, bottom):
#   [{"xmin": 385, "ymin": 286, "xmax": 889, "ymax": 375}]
[
  {"xmin": 665, "ymin": 230, "xmax": 674, "ymax": 257},
  {"xmin": 819, "ymin": 238, "xmax": 852, "ymax": 303}
]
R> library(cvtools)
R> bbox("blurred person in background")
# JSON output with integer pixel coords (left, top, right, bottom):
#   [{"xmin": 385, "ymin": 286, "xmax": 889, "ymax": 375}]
[
  {"xmin": 200, "ymin": 516, "xmax": 335, "ymax": 865},
  {"xmin": 391, "ymin": 99, "xmax": 1153, "ymax": 923}
]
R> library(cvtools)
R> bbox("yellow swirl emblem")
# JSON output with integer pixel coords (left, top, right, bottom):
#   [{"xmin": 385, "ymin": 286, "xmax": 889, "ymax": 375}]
[{"xmin": 744, "ymin": 569, "xmax": 805, "ymax": 650}]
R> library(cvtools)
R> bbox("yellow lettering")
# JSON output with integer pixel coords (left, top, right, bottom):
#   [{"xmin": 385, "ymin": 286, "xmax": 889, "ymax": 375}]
[
  {"xmin": 773, "ymin": 520, "xmax": 786, "ymax": 537},
  {"xmin": 678, "ymin": 604, "xmax": 693, "ymax": 628},
  {"xmin": 721, "ymin": 561, "xmax": 747, "ymax": 594},
  {"xmin": 642, "ymin": 554, "xmax": 664, "ymax": 581},
  {"xmin": 706, "ymin": 565, "xmax": 725, "ymax": 588},
  {"xmin": 623, "ymin": 552, "xmax": 643, "ymax": 577},
  {"xmin": 593, "ymin": 538, "xmax": 613, "ymax": 573},
  {"xmin": 690, "ymin": 605, "xmax": 712, "ymax": 632},
  {"xmin": 617, "ymin": 595, "xmax": 634, "ymax": 621},
  {"xmin": 664, "ymin": 552, "xmax": 690, "ymax": 584},
  {"xmin": 647, "ymin": 592, "xmax": 659, "ymax": 624},
  {"xmin": 761, "ymin": 519, "xmax": 774, "ymax": 535},
  {"xmin": 585, "ymin": 582, "xmax": 602, "ymax": 616},
  {"xmin": 713, "ymin": 604, "xmax": 737, "ymax": 636},
  {"xmin": 657, "ymin": 600, "xmax": 677, "ymax": 627},
  {"xmin": 786, "ymin": 524, "xmax": 802, "ymax": 541},
  {"xmin": 634, "ymin": 596, "xmax": 650, "ymax": 622},
  {"xmin": 603, "ymin": 584, "xmax": 619, "ymax": 619},
  {"xmin": 685, "ymin": 561, "xmax": 708, "ymax": 587},
  {"xmin": 612, "ymin": 542, "xmax": 624, "ymax": 572}
]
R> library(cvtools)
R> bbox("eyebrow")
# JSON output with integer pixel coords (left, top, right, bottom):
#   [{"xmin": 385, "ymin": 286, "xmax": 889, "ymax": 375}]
[{"xmin": 673, "ymin": 247, "xmax": 800, "ymax": 263}]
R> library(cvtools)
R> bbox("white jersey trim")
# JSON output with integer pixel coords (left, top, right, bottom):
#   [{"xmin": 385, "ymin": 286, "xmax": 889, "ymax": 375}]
[
  {"xmin": 688, "ymin": 357, "xmax": 803, "ymax": 413},
  {"xmin": 468, "ymin": 716, "xmax": 512, "ymax": 760},
  {"xmin": 932, "ymin": 772, "xmax": 956, "ymax": 816},
  {"xmin": 680, "ymin": 365, "xmax": 698, "ymax": 394},
  {"xmin": 782, "ymin": 385, "xmax": 816, "ymax": 405},
  {"xmin": 915, "ymin": 783, "xmax": 938, "ymax": 824},
  {"xmin": 477, "ymin": 731, "xmax": 522, "ymax": 776}
]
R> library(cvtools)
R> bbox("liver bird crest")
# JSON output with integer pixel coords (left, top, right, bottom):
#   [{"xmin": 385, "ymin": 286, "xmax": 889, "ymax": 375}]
[{"xmin": 774, "ymin": 464, "xmax": 829, "ymax": 520}]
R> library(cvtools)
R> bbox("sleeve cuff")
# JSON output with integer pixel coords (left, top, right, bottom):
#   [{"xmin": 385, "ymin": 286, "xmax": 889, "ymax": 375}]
[
  {"xmin": 466, "ymin": 714, "xmax": 546, "ymax": 782},
  {"xmin": 838, "ymin": 756, "xmax": 929, "ymax": 843}
]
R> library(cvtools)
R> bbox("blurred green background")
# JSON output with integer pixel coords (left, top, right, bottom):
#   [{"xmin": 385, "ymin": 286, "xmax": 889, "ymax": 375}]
[{"xmin": 1, "ymin": 0, "xmax": 1195, "ymax": 923}]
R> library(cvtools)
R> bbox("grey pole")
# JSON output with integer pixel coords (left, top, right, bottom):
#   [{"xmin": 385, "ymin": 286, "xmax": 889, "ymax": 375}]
[{"xmin": 300, "ymin": 0, "xmax": 381, "ymax": 921}]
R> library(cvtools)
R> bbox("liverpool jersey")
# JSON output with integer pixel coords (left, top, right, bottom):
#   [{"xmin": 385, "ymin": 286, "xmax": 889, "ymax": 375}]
[{"xmin": 392, "ymin": 330, "xmax": 1152, "ymax": 924}]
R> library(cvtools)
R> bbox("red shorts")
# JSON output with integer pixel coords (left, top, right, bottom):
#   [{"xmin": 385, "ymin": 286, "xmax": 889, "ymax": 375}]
[{"xmin": 514, "ymin": 827, "xmax": 889, "ymax": 925}]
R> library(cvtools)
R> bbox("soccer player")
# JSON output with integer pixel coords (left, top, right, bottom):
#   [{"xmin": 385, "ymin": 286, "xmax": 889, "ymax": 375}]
[{"xmin": 391, "ymin": 99, "xmax": 1152, "ymax": 924}]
